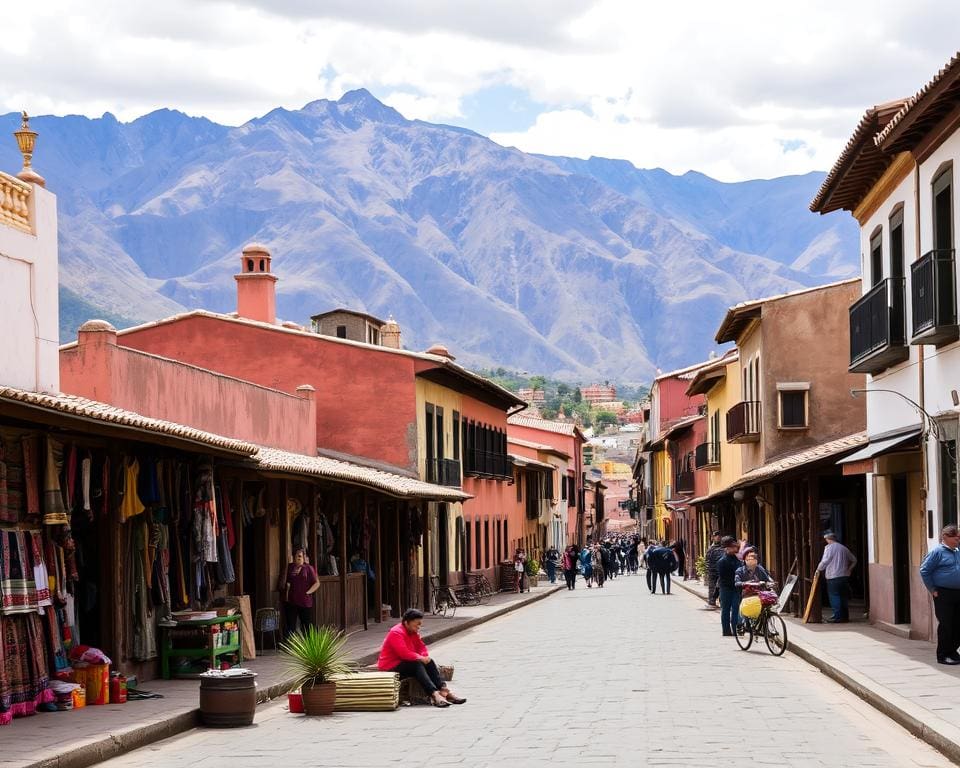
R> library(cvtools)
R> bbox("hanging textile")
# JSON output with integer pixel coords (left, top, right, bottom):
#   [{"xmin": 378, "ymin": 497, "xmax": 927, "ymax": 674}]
[
  {"xmin": 213, "ymin": 487, "xmax": 235, "ymax": 585},
  {"xmin": 118, "ymin": 457, "xmax": 146, "ymax": 520},
  {"xmin": 21, "ymin": 434, "xmax": 40, "ymax": 523},
  {"xmin": 0, "ymin": 431, "xmax": 25, "ymax": 524},
  {"xmin": 0, "ymin": 613, "xmax": 54, "ymax": 725},
  {"xmin": 0, "ymin": 531, "xmax": 38, "ymax": 615},
  {"xmin": 127, "ymin": 518, "xmax": 157, "ymax": 660},
  {"xmin": 42, "ymin": 438, "xmax": 68, "ymax": 526},
  {"xmin": 81, "ymin": 454, "xmax": 92, "ymax": 519}
]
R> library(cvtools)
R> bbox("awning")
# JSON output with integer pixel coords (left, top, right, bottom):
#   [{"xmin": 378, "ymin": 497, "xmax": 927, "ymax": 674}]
[
  {"xmin": 836, "ymin": 427, "xmax": 921, "ymax": 465},
  {"xmin": 509, "ymin": 454, "xmax": 555, "ymax": 471}
]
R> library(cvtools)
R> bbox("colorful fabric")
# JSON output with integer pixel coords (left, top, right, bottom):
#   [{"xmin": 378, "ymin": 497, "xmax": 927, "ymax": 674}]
[
  {"xmin": 0, "ymin": 431, "xmax": 25, "ymax": 523},
  {"xmin": 0, "ymin": 532, "xmax": 38, "ymax": 615},
  {"xmin": 0, "ymin": 613, "xmax": 53, "ymax": 725},
  {"xmin": 119, "ymin": 458, "xmax": 145, "ymax": 520},
  {"xmin": 21, "ymin": 435, "xmax": 40, "ymax": 522},
  {"xmin": 42, "ymin": 438, "xmax": 68, "ymax": 526}
]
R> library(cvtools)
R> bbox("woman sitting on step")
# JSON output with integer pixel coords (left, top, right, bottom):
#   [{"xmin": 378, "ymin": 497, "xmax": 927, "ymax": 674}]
[{"xmin": 377, "ymin": 609, "xmax": 467, "ymax": 708}]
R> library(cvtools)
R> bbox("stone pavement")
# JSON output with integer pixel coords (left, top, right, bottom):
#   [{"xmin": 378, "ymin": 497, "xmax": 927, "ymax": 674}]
[
  {"xmin": 95, "ymin": 572, "xmax": 950, "ymax": 768},
  {"xmin": 673, "ymin": 574, "xmax": 960, "ymax": 764},
  {"xmin": 2, "ymin": 582, "xmax": 561, "ymax": 768}
]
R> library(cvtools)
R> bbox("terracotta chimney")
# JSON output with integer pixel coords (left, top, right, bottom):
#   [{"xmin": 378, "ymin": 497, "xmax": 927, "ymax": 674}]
[
  {"xmin": 382, "ymin": 315, "xmax": 402, "ymax": 349},
  {"xmin": 235, "ymin": 243, "xmax": 278, "ymax": 324}
]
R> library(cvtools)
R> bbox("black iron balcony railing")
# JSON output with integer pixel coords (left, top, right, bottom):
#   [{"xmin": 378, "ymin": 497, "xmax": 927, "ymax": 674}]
[
  {"xmin": 849, "ymin": 277, "xmax": 909, "ymax": 373},
  {"xmin": 463, "ymin": 450, "xmax": 511, "ymax": 480},
  {"xmin": 911, "ymin": 249, "xmax": 958, "ymax": 346},
  {"xmin": 726, "ymin": 401, "xmax": 761, "ymax": 443},
  {"xmin": 694, "ymin": 441, "xmax": 721, "ymax": 470},
  {"xmin": 675, "ymin": 470, "xmax": 695, "ymax": 494},
  {"xmin": 429, "ymin": 458, "xmax": 461, "ymax": 487}
]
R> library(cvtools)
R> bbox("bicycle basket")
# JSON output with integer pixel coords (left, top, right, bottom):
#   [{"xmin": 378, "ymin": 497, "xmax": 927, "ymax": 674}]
[
  {"xmin": 740, "ymin": 595, "xmax": 762, "ymax": 619},
  {"xmin": 758, "ymin": 590, "xmax": 778, "ymax": 606}
]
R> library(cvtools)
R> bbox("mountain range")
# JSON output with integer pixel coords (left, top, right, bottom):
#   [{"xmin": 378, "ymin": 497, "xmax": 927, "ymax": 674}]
[{"xmin": 0, "ymin": 91, "xmax": 857, "ymax": 381}]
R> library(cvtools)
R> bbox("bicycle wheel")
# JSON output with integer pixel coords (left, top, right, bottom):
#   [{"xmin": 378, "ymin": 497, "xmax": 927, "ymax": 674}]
[
  {"xmin": 764, "ymin": 612, "xmax": 788, "ymax": 656},
  {"xmin": 734, "ymin": 620, "xmax": 753, "ymax": 651}
]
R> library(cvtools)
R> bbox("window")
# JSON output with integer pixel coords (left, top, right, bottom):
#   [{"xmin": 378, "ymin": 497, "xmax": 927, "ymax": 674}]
[
  {"xmin": 516, "ymin": 469, "xmax": 523, "ymax": 502},
  {"xmin": 870, "ymin": 227, "xmax": 883, "ymax": 286},
  {"xmin": 367, "ymin": 325, "xmax": 381, "ymax": 345},
  {"xmin": 561, "ymin": 472, "xmax": 567, "ymax": 501},
  {"xmin": 484, "ymin": 519, "xmax": 490, "ymax": 568},
  {"xmin": 455, "ymin": 517, "xmax": 463, "ymax": 571},
  {"xmin": 425, "ymin": 404, "xmax": 435, "ymax": 481},
  {"xmin": 503, "ymin": 520, "xmax": 509, "ymax": 560},
  {"xmin": 495, "ymin": 520, "xmax": 501, "ymax": 566},
  {"xmin": 933, "ymin": 165, "xmax": 953, "ymax": 252},
  {"xmin": 453, "ymin": 411, "xmax": 461, "ymax": 462},
  {"xmin": 336, "ymin": 325, "xmax": 347, "ymax": 339},
  {"xmin": 475, "ymin": 520, "xmax": 481, "ymax": 570},
  {"xmin": 465, "ymin": 519, "xmax": 472, "ymax": 571},
  {"xmin": 436, "ymin": 407, "xmax": 445, "ymax": 461},
  {"xmin": 890, "ymin": 208, "xmax": 904, "ymax": 279},
  {"xmin": 777, "ymin": 385, "xmax": 809, "ymax": 429}
]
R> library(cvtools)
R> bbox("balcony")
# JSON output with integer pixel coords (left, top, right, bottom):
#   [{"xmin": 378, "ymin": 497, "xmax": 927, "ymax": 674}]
[
  {"xmin": 726, "ymin": 401, "xmax": 761, "ymax": 443},
  {"xmin": 849, "ymin": 277, "xmax": 909, "ymax": 374},
  {"xmin": 464, "ymin": 450, "xmax": 511, "ymax": 480},
  {"xmin": 427, "ymin": 458, "xmax": 462, "ymax": 487},
  {"xmin": 675, "ymin": 471, "xmax": 695, "ymax": 494},
  {"xmin": 911, "ymin": 249, "xmax": 958, "ymax": 346},
  {"xmin": 694, "ymin": 441, "xmax": 721, "ymax": 470}
]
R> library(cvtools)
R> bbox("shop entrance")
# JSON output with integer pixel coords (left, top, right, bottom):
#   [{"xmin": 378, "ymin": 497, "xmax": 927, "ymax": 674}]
[
  {"xmin": 437, "ymin": 503, "xmax": 450, "ymax": 585},
  {"xmin": 891, "ymin": 475, "xmax": 911, "ymax": 625}
]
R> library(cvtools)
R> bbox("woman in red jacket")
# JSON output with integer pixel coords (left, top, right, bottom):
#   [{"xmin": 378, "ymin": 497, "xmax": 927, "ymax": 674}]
[{"xmin": 376, "ymin": 609, "xmax": 466, "ymax": 707}]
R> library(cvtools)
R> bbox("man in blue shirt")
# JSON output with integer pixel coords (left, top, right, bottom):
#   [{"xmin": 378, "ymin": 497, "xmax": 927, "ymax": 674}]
[{"xmin": 920, "ymin": 524, "xmax": 960, "ymax": 665}]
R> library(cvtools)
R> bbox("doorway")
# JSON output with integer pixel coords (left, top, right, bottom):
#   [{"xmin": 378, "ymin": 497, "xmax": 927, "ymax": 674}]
[
  {"xmin": 437, "ymin": 503, "xmax": 450, "ymax": 586},
  {"xmin": 892, "ymin": 475, "xmax": 911, "ymax": 625}
]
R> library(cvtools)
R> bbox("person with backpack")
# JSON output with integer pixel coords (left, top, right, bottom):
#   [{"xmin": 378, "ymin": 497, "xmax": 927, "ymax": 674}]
[
  {"xmin": 562, "ymin": 544, "xmax": 579, "ymax": 590},
  {"xmin": 543, "ymin": 545, "xmax": 561, "ymax": 585},
  {"xmin": 580, "ymin": 544, "xmax": 594, "ymax": 588}
]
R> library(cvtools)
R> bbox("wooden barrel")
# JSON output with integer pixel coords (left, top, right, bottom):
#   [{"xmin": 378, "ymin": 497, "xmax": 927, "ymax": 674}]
[{"xmin": 198, "ymin": 672, "xmax": 257, "ymax": 727}]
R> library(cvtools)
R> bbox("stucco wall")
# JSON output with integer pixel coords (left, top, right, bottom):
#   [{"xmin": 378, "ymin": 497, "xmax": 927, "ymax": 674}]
[
  {"xmin": 117, "ymin": 314, "xmax": 420, "ymax": 470},
  {"xmin": 705, "ymin": 357, "xmax": 743, "ymax": 494},
  {"xmin": 760, "ymin": 281, "xmax": 866, "ymax": 462},
  {"xmin": 60, "ymin": 325, "xmax": 316, "ymax": 454},
  {"xmin": 0, "ymin": 182, "xmax": 59, "ymax": 393}
]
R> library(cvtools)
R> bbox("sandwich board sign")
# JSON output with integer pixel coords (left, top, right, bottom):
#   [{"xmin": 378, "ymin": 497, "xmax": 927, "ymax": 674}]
[{"xmin": 774, "ymin": 574, "xmax": 799, "ymax": 615}]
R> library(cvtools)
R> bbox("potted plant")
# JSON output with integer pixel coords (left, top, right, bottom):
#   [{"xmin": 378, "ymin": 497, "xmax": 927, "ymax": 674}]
[
  {"xmin": 525, "ymin": 558, "xmax": 540, "ymax": 587},
  {"xmin": 280, "ymin": 625, "xmax": 355, "ymax": 716}
]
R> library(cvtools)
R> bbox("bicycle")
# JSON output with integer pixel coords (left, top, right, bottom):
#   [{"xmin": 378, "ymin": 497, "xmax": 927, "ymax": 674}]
[{"xmin": 735, "ymin": 581, "xmax": 788, "ymax": 656}]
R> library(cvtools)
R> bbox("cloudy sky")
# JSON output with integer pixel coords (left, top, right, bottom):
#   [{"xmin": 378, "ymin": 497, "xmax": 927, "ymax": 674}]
[{"xmin": 1, "ymin": 1, "xmax": 957, "ymax": 181}]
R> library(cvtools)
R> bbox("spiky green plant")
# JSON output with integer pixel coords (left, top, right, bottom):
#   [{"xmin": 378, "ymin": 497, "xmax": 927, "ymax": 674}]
[{"xmin": 280, "ymin": 625, "xmax": 356, "ymax": 688}]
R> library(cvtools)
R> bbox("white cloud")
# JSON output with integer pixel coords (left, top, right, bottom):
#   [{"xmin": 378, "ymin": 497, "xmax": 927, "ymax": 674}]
[{"xmin": 0, "ymin": 0, "xmax": 957, "ymax": 179}]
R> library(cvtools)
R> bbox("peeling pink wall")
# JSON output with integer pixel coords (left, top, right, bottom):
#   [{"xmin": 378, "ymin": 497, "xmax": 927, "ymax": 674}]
[{"xmin": 60, "ymin": 324, "xmax": 316, "ymax": 454}]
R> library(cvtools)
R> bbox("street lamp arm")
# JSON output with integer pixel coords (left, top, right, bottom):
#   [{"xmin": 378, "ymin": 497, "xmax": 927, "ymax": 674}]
[{"xmin": 850, "ymin": 388, "xmax": 944, "ymax": 442}]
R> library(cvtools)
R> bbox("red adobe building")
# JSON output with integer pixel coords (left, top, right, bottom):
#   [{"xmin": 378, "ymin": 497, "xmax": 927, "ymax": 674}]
[{"xmin": 91, "ymin": 244, "xmax": 525, "ymax": 605}]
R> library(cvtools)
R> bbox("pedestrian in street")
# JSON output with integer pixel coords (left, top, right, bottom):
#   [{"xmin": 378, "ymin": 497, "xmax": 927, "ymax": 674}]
[
  {"xmin": 703, "ymin": 532, "xmax": 723, "ymax": 610},
  {"xmin": 513, "ymin": 547, "xmax": 527, "ymax": 593},
  {"xmin": 671, "ymin": 539, "xmax": 687, "ymax": 580},
  {"xmin": 376, "ymin": 609, "xmax": 466, "ymax": 707},
  {"xmin": 562, "ymin": 544, "xmax": 579, "ymax": 590},
  {"xmin": 580, "ymin": 545, "xmax": 594, "ymax": 588},
  {"xmin": 644, "ymin": 541, "xmax": 658, "ymax": 592},
  {"xmin": 544, "ymin": 545, "xmax": 561, "ymax": 585},
  {"xmin": 920, "ymin": 524, "xmax": 960, "ymax": 665},
  {"xmin": 283, "ymin": 548, "xmax": 320, "ymax": 637},
  {"xmin": 817, "ymin": 531, "xmax": 857, "ymax": 624},
  {"xmin": 592, "ymin": 544, "xmax": 606, "ymax": 588},
  {"xmin": 648, "ymin": 544, "xmax": 677, "ymax": 595},
  {"xmin": 717, "ymin": 536, "xmax": 742, "ymax": 637}
]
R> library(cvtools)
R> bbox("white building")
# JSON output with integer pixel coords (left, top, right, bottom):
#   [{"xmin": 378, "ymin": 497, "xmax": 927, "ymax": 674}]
[
  {"xmin": 0, "ymin": 114, "xmax": 59, "ymax": 393},
  {"xmin": 812, "ymin": 53, "xmax": 960, "ymax": 640}
]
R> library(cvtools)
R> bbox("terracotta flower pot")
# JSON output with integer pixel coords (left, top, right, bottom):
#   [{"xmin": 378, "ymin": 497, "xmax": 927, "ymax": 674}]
[{"xmin": 302, "ymin": 681, "xmax": 337, "ymax": 716}]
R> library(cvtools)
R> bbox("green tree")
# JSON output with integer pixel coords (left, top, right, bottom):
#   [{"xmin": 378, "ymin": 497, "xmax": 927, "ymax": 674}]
[
  {"xmin": 540, "ymin": 407, "xmax": 559, "ymax": 419},
  {"xmin": 595, "ymin": 410, "xmax": 618, "ymax": 429},
  {"xmin": 557, "ymin": 383, "xmax": 571, "ymax": 398},
  {"xmin": 562, "ymin": 404, "xmax": 574, "ymax": 418},
  {"xmin": 573, "ymin": 387, "xmax": 583, "ymax": 404},
  {"xmin": 529, "ymin": 375, "xmax": 547, "ymax": 391}
]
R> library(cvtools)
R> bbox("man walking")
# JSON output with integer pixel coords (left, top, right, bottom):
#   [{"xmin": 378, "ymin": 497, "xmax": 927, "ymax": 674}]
[
  {"xmin": 544, "ymin": 545, "xmax": 561, "ymax": 584},
  {"xmin": 649, "ymin": 543, "xmax": 677, "ymax": 595},
  {"xmin": 816, "ymin": 531, "xmax": 857, "ymax": 623},
  {"xmin": 716, "ymin": 536, "xmax": 742, "ymax": 637},
  {"xmin": 920, "ymin": 524, "xmax": 960, "ymax": 665},
  {"xmin": 703, "ymin": 531, "xmax": 723, "ymax": 610}
]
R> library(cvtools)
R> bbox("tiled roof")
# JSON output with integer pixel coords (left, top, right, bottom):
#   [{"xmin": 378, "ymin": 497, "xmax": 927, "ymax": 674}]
[
  {"xmin": 508, "ymin": 414, "xmax": 584, "ymax": 440},
  {"xmin": 810, "ymin": 100, "xmax": 908, "ymax": 214},
  {"xmin": 507, "ymin": 436, "xmax": 571, "ymax": 459},
  {"xmin": 692, "ymin": 433, "xmax": 867, "ymax": 506},
  {"xmin": 509, "ymin": 453, "xmax": 555, "ymax": 471},
  {"xmin": 653, "ymin": 357, "xmax": 717, "ymax": 382},
  {"xmin": 254, "ymin": 446, "xmax": 472, "ymax": 502},
  {"xmin": 876, "ymin": 51, "xmax": 960, "ymax": 152},
  {"xmin": 0, "ymin": 387, "xmax": 259, "ymax": 455}
]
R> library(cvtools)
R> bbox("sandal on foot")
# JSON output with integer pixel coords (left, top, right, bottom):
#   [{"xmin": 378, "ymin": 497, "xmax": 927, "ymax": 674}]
[
  {"xmin": 431, "ymin": 696, "xmax": 451, "ymax": 708},
  {"xmin": 446, "ymin": 694, "xmax": 467, "ymax": 704}
]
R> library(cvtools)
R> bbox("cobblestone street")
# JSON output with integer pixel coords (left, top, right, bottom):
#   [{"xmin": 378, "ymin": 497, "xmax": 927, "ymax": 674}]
[{"xmin": 96, "ymin": 574, "xmax": 953, "ymax": 768}]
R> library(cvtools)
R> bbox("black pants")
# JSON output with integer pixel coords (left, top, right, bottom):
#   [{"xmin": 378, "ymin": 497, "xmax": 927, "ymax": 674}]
[
  {"xmin": 934, "ymin": 587, "xmax": 960, "ymax": 660},
  {"xmin": 647, "ymin": 568, "xmax": 656, "ymax": 592},
  {"xmin": 284, "ymin": 603, "xmax": 312, "ymax": 636},
  {"xmin": 564, "ymin": 569, "xmax": 576, "ymax": 589},
  {"xmin": 392, "ymin": 659, "xmax": 445, "ymax": 695},
  {"xmin": 659, "ymin": 571, "xmax": 671, "ymax": 594}
]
